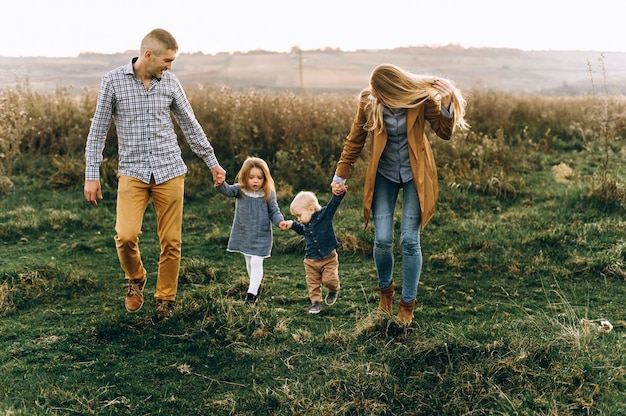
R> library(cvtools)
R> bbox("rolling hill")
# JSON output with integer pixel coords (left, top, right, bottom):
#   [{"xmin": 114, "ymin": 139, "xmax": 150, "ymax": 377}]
[{"xmin": 2, "ymin": 45, "xmax": 625, "ymax": 95}]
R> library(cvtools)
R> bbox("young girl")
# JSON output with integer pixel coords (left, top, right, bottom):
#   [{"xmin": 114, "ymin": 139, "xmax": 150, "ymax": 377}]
[{"xmin": 215, "ymin": 157, "xmax": 289, "ymax": 304}]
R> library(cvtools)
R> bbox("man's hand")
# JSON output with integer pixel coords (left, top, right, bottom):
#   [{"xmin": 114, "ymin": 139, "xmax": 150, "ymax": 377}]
[
  {"xmin": 211, "ymin": 165, "xmax": 226, "ymax": 186},
  {"xmin": 84, "ymin": 180, "xmax": 103, "ymax": 206}
]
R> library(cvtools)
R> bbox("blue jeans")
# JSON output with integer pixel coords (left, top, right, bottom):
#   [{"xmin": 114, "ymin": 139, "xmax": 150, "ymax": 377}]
[{"xmin": 371, "ymin": 173, "xmax": 422, "ymax": 302}]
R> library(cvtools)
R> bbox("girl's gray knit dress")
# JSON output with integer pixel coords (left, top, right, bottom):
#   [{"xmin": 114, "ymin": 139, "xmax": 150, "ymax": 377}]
[{"xmin": 216, "ymin": 183, "xmax": 284, "ymax": 258}]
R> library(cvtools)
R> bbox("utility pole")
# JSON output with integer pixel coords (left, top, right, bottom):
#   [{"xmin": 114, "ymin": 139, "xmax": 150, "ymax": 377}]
[
  {"xmin": 291, "ymin": 45, "xmax": 304, "ymax": 91},
  {"xmin": 298, "ymin": 47, "xmax": 303, "ymax": 91}
]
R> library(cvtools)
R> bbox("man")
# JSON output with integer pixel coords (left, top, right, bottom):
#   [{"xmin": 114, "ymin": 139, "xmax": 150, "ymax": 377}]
[{"xmin": 84, "ymin": 28, "xmax": 225, "ymax": 319}]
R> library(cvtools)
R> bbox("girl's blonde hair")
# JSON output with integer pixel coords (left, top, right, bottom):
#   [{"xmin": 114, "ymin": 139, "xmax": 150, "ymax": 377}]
[
  {"xmin": 290, "ymin": 191, "xmax": 322, "ymax": 215},
  {"xmin": 366, "ymin": 63, "xmax": 469, "ymax": 133},
  {"xmin": 235, "ymin": 157, "xmax": 275, "ymax": 201}
]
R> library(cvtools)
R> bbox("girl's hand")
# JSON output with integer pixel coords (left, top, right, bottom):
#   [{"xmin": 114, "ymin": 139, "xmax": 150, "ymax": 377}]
[
  {"xmin": 211, "ymin": 165, "xmax": 226, "ymax": 186},
  {"xmin": 279, "ymin": 220, "xmax": 293, "ymax": 230}
]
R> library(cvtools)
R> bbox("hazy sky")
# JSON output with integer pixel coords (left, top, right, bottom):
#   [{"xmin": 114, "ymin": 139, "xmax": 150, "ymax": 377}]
[{"xmin": 2, "ymin": 0, "xmax": 622, "ymax": 57}]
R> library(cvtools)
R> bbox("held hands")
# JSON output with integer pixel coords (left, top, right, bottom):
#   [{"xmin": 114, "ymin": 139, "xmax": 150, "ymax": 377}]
[
  {"xmin": 84, "ymin": 180, "xmax": 103, "ymax": 206},
  {"xmin": 331, "ymin": 181, "xmax": 347, "ymax": 196},
  {"xmin": 279, "ymin": 220, "xmax": 293, "ymax": 230},
  {"xmin": 211, "ymin": 165, "xmax": 227, "ymax": 186}
]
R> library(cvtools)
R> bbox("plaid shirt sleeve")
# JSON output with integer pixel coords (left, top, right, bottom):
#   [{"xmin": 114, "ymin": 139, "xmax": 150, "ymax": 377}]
[
  {"xmin": 169, "ymin": 75, "xmax": 219, "ymax": 169},
  {"xmin": 84, "ymin": 73, "xmax": 115, "ymax": 181}
]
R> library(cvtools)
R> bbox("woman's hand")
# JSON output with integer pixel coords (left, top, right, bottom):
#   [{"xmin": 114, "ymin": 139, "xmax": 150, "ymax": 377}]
[
  {"xmin": 432, "ymin": 79, "xmax": 453, "ymax": 108},
  {"xmin": 331, "ymin": 181, "xmax": 347, "ymax": 196}
]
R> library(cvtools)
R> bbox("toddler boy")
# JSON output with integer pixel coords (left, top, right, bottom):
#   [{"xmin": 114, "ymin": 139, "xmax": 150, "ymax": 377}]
[{"xmin": 282, "ymin": 189, "xmax": 345, "ymax": 313}]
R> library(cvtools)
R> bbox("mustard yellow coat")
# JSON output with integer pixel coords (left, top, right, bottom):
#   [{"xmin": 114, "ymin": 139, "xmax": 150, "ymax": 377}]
[{"xmin": 334, "ymin": 89, "xmax": 454, "ymax": 230}]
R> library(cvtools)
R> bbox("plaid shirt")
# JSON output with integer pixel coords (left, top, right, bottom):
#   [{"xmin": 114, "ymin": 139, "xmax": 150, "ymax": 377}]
[{"xmin": 85, "ymin": 58, "xmax": 219, "ymax": 184}]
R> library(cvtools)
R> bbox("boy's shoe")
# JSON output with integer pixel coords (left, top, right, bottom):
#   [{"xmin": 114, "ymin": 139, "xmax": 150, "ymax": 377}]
[
  {"xmin": 325, "ymin": 291, "xmax": 338, "ymax": 306},
  {"xmin": 308, "ymin": 301, "xmax": 322, "ymax": 314},
  {"xmin": 244, "ymin": 293, "xmax": 258, "ymax": 305},
  {"xmin": 125, "ymin": 278, "xmax": 146, "ymax": 312},
  {"xmin": 156, "ymin": 299, "xmax": 174, "ymax": 319}
]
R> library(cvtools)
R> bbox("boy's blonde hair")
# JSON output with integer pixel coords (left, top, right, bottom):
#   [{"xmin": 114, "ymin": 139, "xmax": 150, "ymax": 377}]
[
  {"xmin": 366, "ymin": 63, "xmax": 469, "ymax": 133},
  {"xmin": 290, "ymin": 191, "xmax": 322, "ymax": 215},
  {"xmin": 235, "ymin": 157, "xmax": 275, "ymax": 201}
]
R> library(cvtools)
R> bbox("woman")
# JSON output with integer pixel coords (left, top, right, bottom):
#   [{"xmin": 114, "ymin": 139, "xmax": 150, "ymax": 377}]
[{"xmin": 331, "ymin": 63, "xmax": 469, "ymax": 324}]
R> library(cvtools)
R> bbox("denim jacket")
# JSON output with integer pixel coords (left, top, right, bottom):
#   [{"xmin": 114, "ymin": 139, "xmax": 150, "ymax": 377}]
[{"xmin": 290, "ymin": 193, "xmax": 344, "ymax": 260}]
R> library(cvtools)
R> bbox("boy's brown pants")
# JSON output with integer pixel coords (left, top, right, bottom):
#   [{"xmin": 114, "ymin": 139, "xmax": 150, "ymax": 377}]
[{"xmin": 303, "ymin": 250, "xmax": 340, "ymax": 303}]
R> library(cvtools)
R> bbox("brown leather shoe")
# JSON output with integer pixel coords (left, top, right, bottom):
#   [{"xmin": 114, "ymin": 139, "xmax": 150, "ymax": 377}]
[
  {"xmin": 125, "ymin": 278, "xmax": 146, "ymax": 312},
  {"xmin": 156, "ymin": 299, "xmax": 174, "ymax": 319}
]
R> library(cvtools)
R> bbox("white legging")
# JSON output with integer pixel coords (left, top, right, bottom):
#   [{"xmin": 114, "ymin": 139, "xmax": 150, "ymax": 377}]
[{"xmin": 245, "ymin": 255, "xmax": 264, "ymax": 295}]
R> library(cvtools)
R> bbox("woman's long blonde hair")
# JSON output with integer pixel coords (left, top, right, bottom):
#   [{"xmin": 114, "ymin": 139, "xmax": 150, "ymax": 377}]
[
  {"xmin": 235, "ymin": 157, "xmax": 275, "ymax": 201},
  {"xmin": 366, "ymin": 63, "xmax": 469, "ymax": 133}
]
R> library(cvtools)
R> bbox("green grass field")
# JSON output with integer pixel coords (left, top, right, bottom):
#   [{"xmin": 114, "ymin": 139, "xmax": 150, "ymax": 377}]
[
  {"xmin": 1, "ymin": 82, "xmax": 626, "ymax": 414},
  {"xmin": 1, "ymin": 152, "xmax": 625, "ymax": 415}
]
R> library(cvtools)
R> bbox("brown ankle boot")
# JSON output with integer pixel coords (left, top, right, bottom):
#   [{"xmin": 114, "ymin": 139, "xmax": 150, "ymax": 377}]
[
  {"xmin": 397, "ymin": 299, "xmax": 415, "ymax": 324},
  {"xmin": 378, "ymin": 283, "xmax": 394, "ymax": 313}
]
